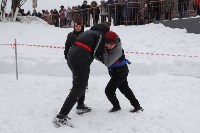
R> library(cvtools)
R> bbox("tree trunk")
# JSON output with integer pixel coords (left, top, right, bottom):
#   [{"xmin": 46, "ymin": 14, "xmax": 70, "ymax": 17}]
[
  {"xmin": 12, "ymin": 0, "xmax": 20, "ymax": 14},
  {"xmin": 0, "ymin": 2, "xmax": 2, "ymax": 21},
  {"xmin": 1, "ymin": 0, "xmax": 7, "ymax": 21}
]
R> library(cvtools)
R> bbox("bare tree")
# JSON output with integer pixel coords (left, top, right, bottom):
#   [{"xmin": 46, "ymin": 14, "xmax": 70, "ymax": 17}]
[
  {"xmin": 0, "ymin": 0, "xmax": 28, "ymax": 22},
  {"xmin": 0, "ymin": 0, "xmax": 7, "ymax": 21},
  {"xmin": 12, "ymin": 0, "xmax": 27, "ymax": 21},
  {"xmin": 12, "ymin": 0, "xmax": 27, "ymax": 13},
  {"xmin": 12, "ymin": 0, "xmax": 20, "ymax": 14}
]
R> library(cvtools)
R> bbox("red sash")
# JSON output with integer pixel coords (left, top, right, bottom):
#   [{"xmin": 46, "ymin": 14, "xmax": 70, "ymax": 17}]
[{"xmin": 75, "ymin": 42, "xmax": 92, "ymax": 53}]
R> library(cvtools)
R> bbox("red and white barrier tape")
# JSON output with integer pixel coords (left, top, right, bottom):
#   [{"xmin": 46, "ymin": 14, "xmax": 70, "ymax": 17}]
[
  {"xmin": 0, "ymin": 43, "xmax": 198, "ymax": 58},
  {"xmin": 125, "ymin": 51, "xmax": 198, "ymax": 58},
  {"xmin": 0, "ymin": 43, "xmax": 65, "ymax": 49}
]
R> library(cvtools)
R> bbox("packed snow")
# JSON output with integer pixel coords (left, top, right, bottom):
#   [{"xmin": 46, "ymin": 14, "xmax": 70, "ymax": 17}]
[{"xmin": 1, "ymin": 1, "xmax": 200, "ymax": 133}]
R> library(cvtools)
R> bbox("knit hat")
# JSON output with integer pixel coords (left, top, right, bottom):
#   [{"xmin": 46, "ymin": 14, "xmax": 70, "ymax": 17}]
[
  {"xmin": 74, "ymin": 19, "xmax": 82, "ymax": 27},
  {"xmin": 105, "ymin": 31, "xmax": 118, "ymax": 44}
]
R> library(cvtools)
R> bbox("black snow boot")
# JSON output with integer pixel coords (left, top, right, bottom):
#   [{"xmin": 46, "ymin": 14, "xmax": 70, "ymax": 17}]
[
  {"xmin": 52, "ymin": 114, "xmax": 72, "ymax": 127},
  {"xmin": 130, "ymin": 106, "xmax": 144, "ymax": 113},
  {"xmin": 76, "ymin": 104, "xmax": 92, "ymax": 115},
  {"xmin": 109, "ymin": 106, "xmax": 121, "ymax": 112}
]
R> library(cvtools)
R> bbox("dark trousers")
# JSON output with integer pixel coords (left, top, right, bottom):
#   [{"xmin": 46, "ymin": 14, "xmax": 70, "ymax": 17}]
[
  {"xmin": 59, "ymin": 46, "xmax": 92, "ymax": 116},
  {"xmin": 77, "ymin": 92, "xmax": 85, "ymax": 106},
  {"xmin": 101, "ymin": 15, "xmax": 107, "ymax": 23},
  {"xmin": 105, "ymin": 65, "xmax": 140, "ymax": 109}
]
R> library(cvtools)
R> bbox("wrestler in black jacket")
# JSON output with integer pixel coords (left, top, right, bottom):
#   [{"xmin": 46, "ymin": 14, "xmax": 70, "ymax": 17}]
[
  {"xmin": 64, "ymin": 22, "xmax": 88, "ymax": 110},
  {"xmin": 58, "ymin": 23, "xmax": 110, "ymax": 117}
]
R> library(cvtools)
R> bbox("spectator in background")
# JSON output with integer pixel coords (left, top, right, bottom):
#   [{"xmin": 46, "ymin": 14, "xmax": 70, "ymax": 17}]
[
  {"xmin": 50, "ymin": 10, "xmax": 55, "ymax": 25},
  {"xmin": 43, "ymin": 10, "xmax": 53, "ymax": 25},
  {"xmin": 164, "ymin": 0, "xmax": 174, "ymax": 20},
  {"xmin": 100, "ymin": 0, "xmax": 108, "ymax": 23},
  {"xmin": 42, "ymin": 9, "xmax": 45, "ymax": 15},
  {"xmin": 26, "ymin": 10, "xmax": 31, "ymax": 16},
  {"xmin": 105, "ymin": 0, "xmax": 114, "ymax": 25},
  {"xmin": 113, "ymin": 0, "xmax": 123, "ymax": 26},
  {"xmin": 130, "ymin": 0, "xmax": 140, "ymax": 25},
  {"xmin": 81, "ymin": 0, "xmax": 91, "ymax": 27},
  {"xmin": 37, "ymin": 12, "xmax": 42, "ymax": 18},
  {"xmin": 197, "ymin": 0, "xmax": 200, "ymax": 15},
  {"xmin": 19, "ymin": 9, "xmax": 26, "ymax": 16},
  {"xmin": 43, "ymin": 10, "xmax": 49, "ymax": 22},
  {"xmin": 32, "ymin": 9, "xmax": 37, "ymax": 16},
  {"xmin": 72, "ymin": 6, "xmax": 82, "ymax": 25},
  {"xmin": 59, "ymin": 5, "xmax": 65, "ymax": 27},
  {"xmin": 122, "ymin": 0, "xmax": 129, "ymax": 25},
  {"xmin": 178, "ymin": 0, "xmax": 189, "ymax": 18},
  {"xmin": 138, "ymin": 7, "xmax": 146, "ymax": 25},
  {"xmin": 64, "ymin": 8, "xmax": 68, "ymax": 27},
  {"xmin": 64, "ymin": 19, "xmax": 84, "ymax": 61},
  {"xmin": 41, "ymin": 10, "xmax": 45, "ymax": 19},
  {"xmin": 153, "ymin": 0, "xmax": 161, "ymax": 21},
  {"xmin": 193, "ymin": 0, "xmax": 200, "ymax": 15},
  {"xmin": 66, "ymin": 7, "xmax": 73, "ymax": 27},
  {"xmin": 52, "ymin": 9, "xmax": 59, "ymax": 27},
  {"xmin": 91, "ymin": 1, "xmax": 100, "ymax": 25},
  {"xmin": 148, "ymin": 0, "xmax": 161, "ymax": 21}
]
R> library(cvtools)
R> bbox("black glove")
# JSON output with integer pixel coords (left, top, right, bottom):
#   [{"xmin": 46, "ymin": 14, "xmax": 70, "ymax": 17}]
[{"xmin": 64, "ymin": 50, "xmax": 68, "ymax": 60}]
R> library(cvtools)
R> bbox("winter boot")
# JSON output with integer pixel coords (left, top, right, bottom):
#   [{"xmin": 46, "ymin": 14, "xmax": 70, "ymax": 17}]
[
  {"xmin": 52, "ymin": 114, "xmax": 72, "ymax": 127},
  {"xmin": 109, "ymin": 106, "xmax": 121, "ymax": 112},
  {"xmin": 76, "ymin": 104, "xmax": 92, "ymax": 115},
  {"xmin": 130, "ymin": 106, "xmax": 144, "ymax": 113}
]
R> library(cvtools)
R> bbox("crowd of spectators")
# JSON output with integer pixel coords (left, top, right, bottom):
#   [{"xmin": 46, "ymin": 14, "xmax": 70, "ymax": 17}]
[{"xmin": 16, "ymin": 0, "xmax": 200, "ymax": 27}]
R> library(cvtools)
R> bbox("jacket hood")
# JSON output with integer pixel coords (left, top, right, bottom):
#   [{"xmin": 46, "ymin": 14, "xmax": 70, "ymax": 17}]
[{"xmin": 90, "ymin": 23, "xmax": 110, "ymax": 34}]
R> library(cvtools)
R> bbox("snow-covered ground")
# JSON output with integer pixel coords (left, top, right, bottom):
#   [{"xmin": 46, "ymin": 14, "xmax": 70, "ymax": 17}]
[{"xmin": 1, "ymin": 1, "xmax": 200, "ymax": 133}]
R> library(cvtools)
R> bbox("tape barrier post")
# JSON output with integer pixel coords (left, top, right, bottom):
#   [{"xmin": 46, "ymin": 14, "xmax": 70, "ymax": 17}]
[{"xmin": 14, "ymin": 39, "xmax": 18, "ymax": 80}]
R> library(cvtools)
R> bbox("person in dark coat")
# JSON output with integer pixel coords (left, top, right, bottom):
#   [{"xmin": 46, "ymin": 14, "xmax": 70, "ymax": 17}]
[
  {"xmin": 52, "ymin": 9, "xmax": 59, "ymax": 27},
  {"xmin": 53, "ymin": 23, "xmax": 110, "ymax": 127},
  {"xmin": 178, "ymin": 0, "xmax": 189, "ymax": 18},
  {"xmin": 90, "ymin": 1, "xmax": 100, "ymax": 25},
  {"xmin": 103, "ymin": 31, "xmax": 143, "ymax": 113},
  {"xmin": 64, "ymin": 19, "xmax": 90, "ymax": 115},
  {"xmin": 64, "ymin": 19, "xmax": 84, "ymax": 59},
  {"xmin": 32, "ymin": 9, "xmax": 37, "ymax": 16},
  {"xmin": 81, "ymin": 0, "xmax": 91, "ymax": 27}
]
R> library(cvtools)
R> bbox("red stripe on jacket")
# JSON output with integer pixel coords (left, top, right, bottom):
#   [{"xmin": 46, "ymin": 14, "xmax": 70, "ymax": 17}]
[{"xmin": 75, "ymin": 42, "xmax": 92, "ymax": 53}]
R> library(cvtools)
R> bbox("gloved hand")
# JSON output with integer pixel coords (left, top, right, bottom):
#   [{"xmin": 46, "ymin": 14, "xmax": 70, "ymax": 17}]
[
  {"xmin": 64, "ymin": 50, "xmax": 68, "ymax": 60},
  {"xmin": 65, "ymin": 55, "xmax": 67, "ymax": 60}
]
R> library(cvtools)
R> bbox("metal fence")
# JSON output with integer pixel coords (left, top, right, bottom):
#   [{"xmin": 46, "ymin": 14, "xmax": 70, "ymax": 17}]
[{"xmin": 41, "ymin": 0, "xmax": 200, "ymax": 27}]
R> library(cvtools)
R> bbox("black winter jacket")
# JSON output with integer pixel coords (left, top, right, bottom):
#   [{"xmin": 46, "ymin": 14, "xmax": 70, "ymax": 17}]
[
  {"xmin": 75, "ymin": 23, "xmax": 109, "ymax": 63},
  {"xmin": 64, "ymin": 28, "xmax": 84, "ymax": 58}
]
